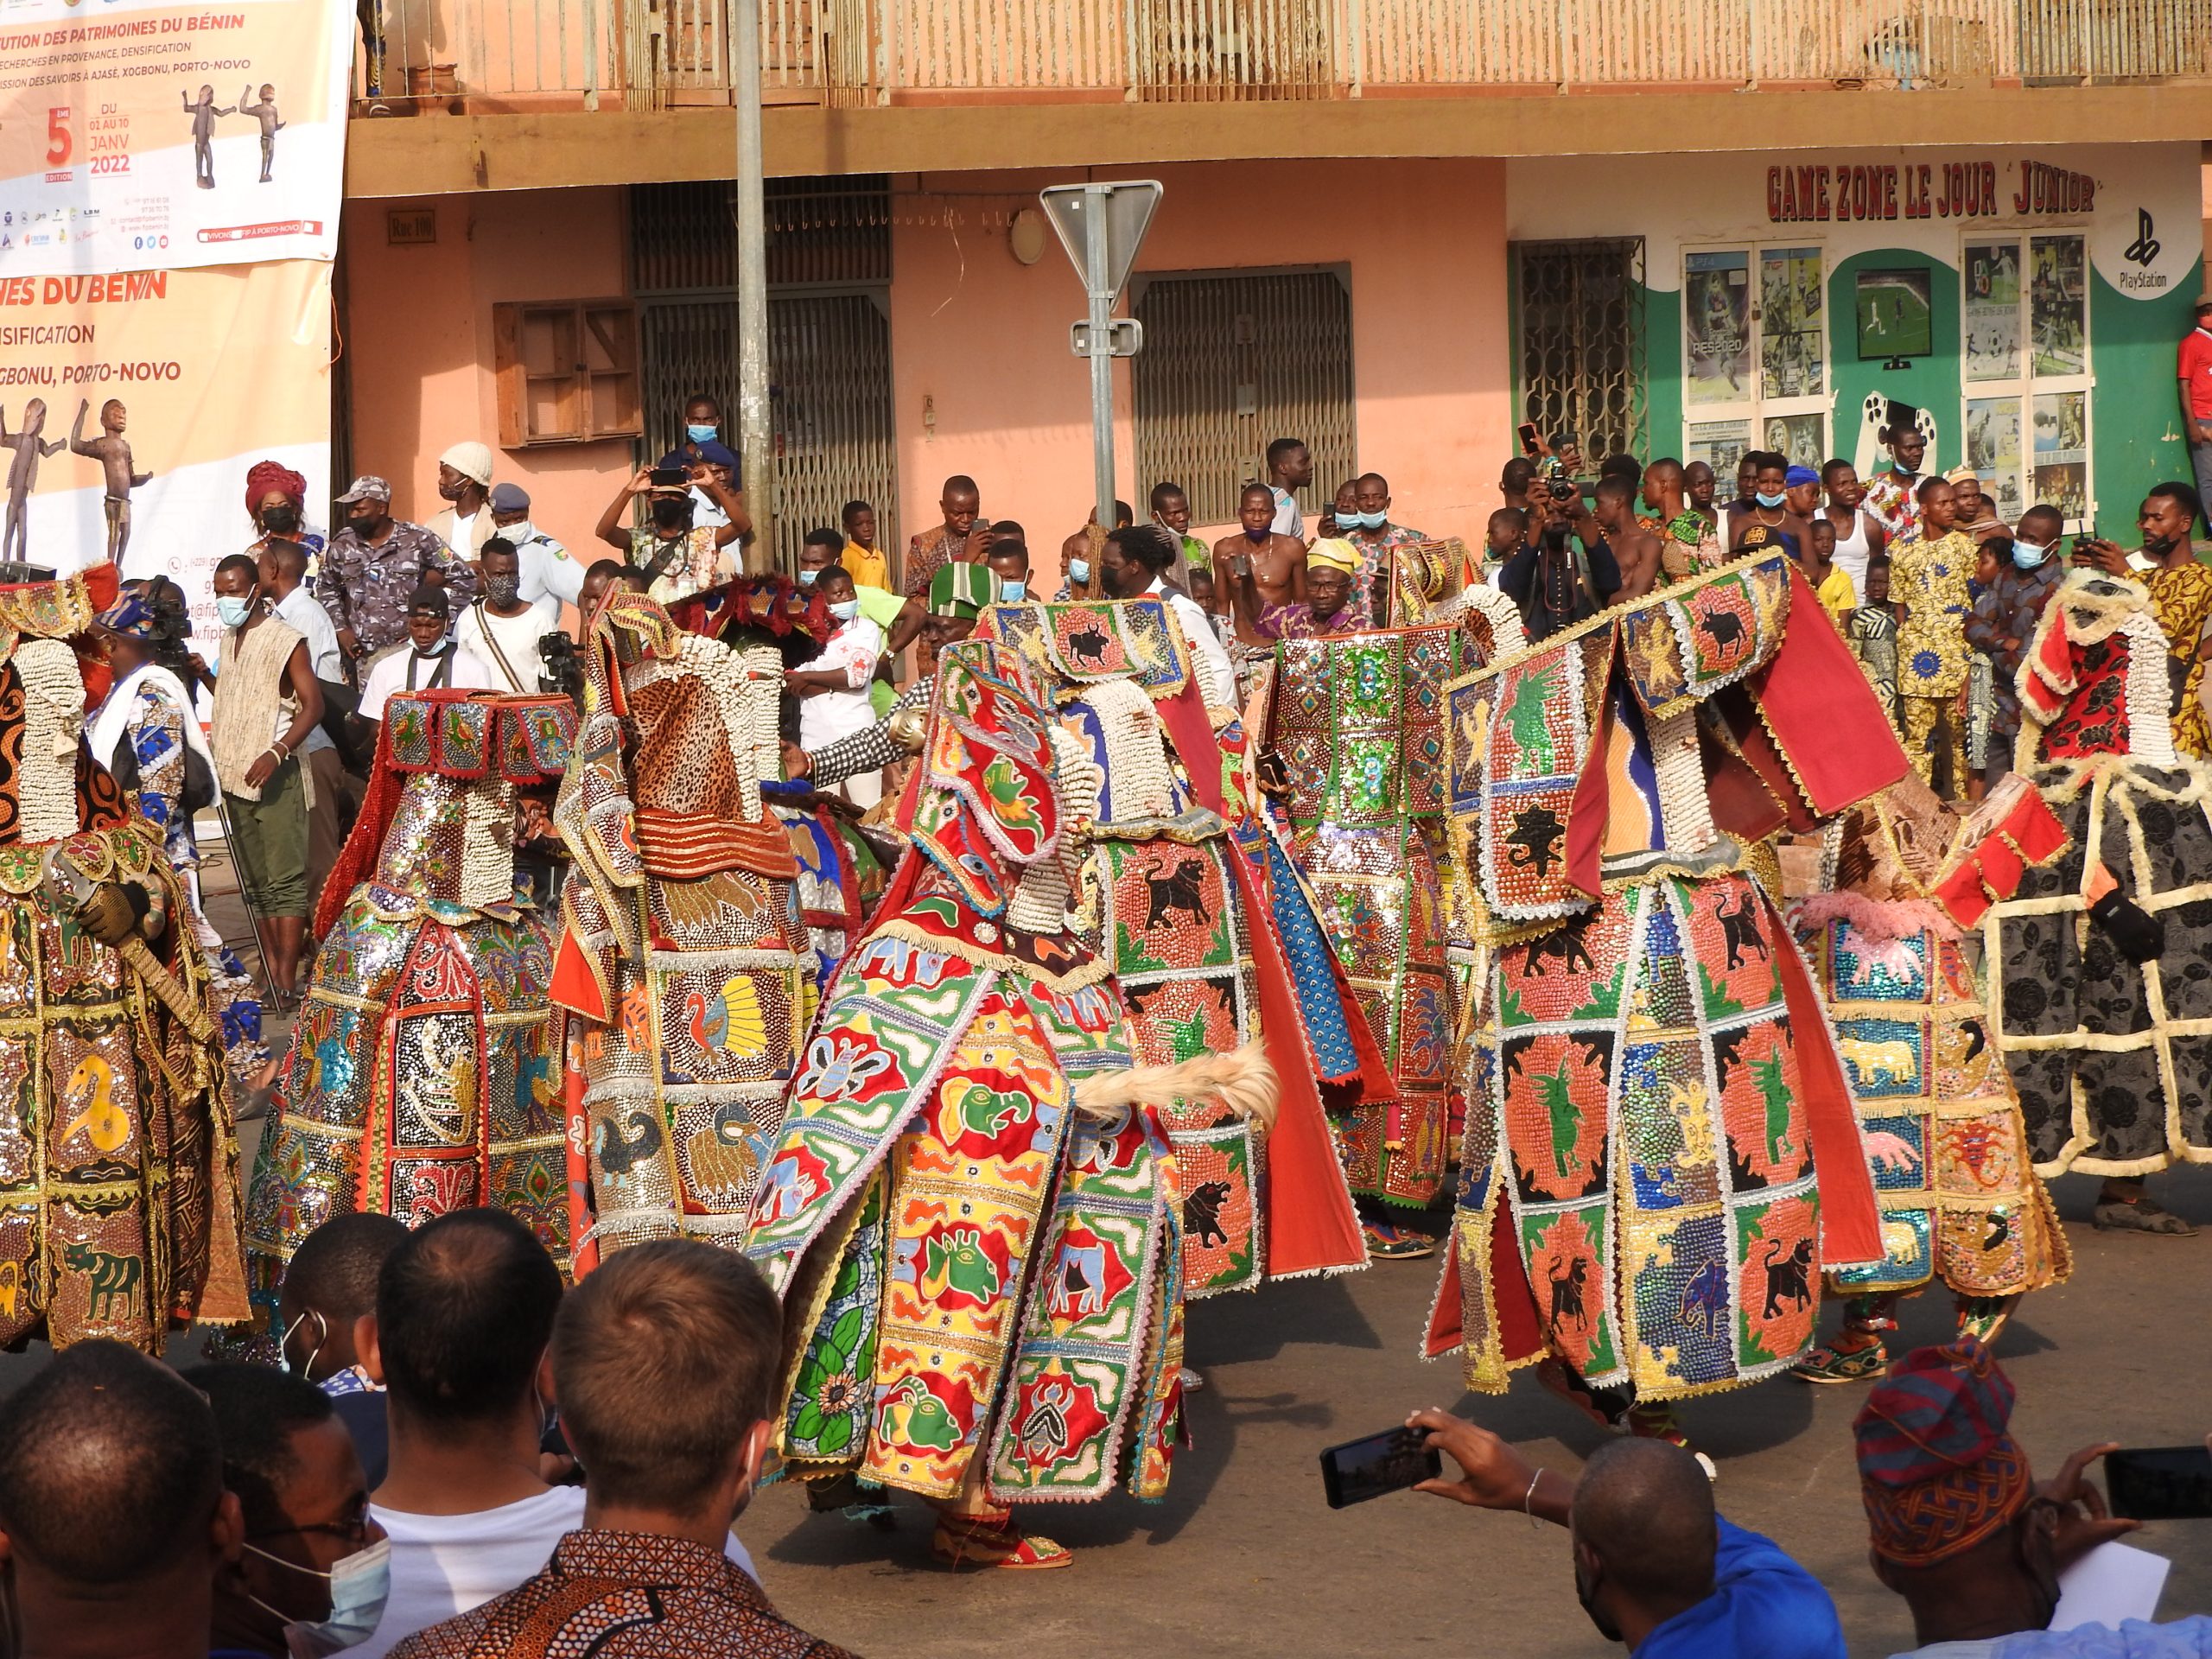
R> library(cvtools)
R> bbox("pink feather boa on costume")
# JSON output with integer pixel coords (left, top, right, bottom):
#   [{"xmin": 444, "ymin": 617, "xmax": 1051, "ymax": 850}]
[{"xmin": 1789, "ymin": 887, "xmax": 1964, "ymax": 944}]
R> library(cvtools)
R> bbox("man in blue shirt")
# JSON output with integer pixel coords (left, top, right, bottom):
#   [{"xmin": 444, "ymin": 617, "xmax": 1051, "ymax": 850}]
[{"xmin": 1406, "ymin": 1408, "xmax": 1845, "ymax": 1657}]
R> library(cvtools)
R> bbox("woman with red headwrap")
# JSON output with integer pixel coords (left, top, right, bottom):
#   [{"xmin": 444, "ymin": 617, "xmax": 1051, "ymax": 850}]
[{"xmin": 243, "ymin": 458, "xmax": 325, "ymax": 562}]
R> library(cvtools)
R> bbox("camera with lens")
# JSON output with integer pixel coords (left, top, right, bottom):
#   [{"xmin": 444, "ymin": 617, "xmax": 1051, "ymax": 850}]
[{"xmin": 539, "ymin": 632, "xmax": 583, "ymax": 701}]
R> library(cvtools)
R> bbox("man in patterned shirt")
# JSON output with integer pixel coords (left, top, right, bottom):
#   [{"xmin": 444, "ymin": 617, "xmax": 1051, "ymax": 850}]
[
  {"xmin": 391, "ymin": 1242, "xmax": 853, "ymax": 1659},
  {"xmin": 1862, "ymin": 401, "xmax": 1930, "ymax": 550},
  {"xmin": 1891, "ymin": 474, "xmax": 1975, "ymax": 794},
  {"xmin": 785, "ymin": 562, "xmax": 992, "ymax": 792},
  {"xmin": 318, "ymin": 474, "xmax": 477, "ymax": 671},
  {"xmin": 1340, "ymin": 472, "xmax": 1427, "ymax": 626},
  {"xmin": 903, "ymin": 473, "xmax": 982, "ymax": 598}
]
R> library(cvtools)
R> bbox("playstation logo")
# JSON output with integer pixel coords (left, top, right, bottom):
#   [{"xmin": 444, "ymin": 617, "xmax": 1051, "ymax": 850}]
[{"xmin": 2123, "ymin": 208, "xmax": 2160, "ymax": 269}]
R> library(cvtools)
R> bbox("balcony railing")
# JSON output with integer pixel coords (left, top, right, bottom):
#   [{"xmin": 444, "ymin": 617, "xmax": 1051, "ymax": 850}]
[{"xmin": 353, "ymin": 0, "xmax": 2212, "ymax": 113}]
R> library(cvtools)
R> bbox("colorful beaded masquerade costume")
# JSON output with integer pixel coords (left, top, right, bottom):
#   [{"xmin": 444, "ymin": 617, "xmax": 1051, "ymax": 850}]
[
  {"xmin": 977, "ymin": 596, "xmax": 1369, "ymax": 1292},
  {"xmin": 1786, "ymin": 776, "xmax": 2071, "ymax": 1378},
  {"xmin": 552, "ymin": 589, "xmax": 810, "ymax": 1265},
  {"xmin": 1981, "ymin": 570, "xmax": 2212, "ymax": 1175},
  {"xmin": 1428, "ymin": 553, "xmax": 1903, "ymax": 1404},
  {"xmin": 747, "ymin": 640, "xmax": 1251, "ymax": 1514},
  {"xmin": 244, "ymin": 690, "xmax": 578, "ymax": 1301},
  {"xmin": 0, "ymin": 563, "xmax": 249, "ymax": 1351}
]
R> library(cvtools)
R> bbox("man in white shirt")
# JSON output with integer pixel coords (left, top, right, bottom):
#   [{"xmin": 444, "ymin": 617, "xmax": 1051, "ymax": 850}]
[
  {"xmin": 424, "ymin": 441, "xmax": 497, "ymax": 563},
  {"xmin": 353, "ymin": 1209, "xmax": 758, "ymax": 1659},
  {"xmin": 454, "ymin": 540, "xmax": 558, "ymax": 695},
  {"xmin": 1099, "ymin": 523, "xmax": 1239, "ymax": 712},
  {"xmin": 1266, "ymin": 435, "xmax": 1313, "ymax": 541},
  {"xmin": 487, "ymin": 481, "xmax": 583, "ymax": 610},
  {"xmin": 785, "ymin": 563, "xmax": 886, "ymax": 806},
  {"xmin": 356, "ymin": 585, "xmax": 494, "ymax": 728}
]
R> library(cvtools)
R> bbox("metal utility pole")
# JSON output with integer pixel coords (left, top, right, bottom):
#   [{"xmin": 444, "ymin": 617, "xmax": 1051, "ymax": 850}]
[
  {"xmin": 733, "ymin": 0, "xmax": 776, "ymax": 571},
  {"xmin": 1040, "ymin": 181, "xmax": 1162, "ymax": 543}
]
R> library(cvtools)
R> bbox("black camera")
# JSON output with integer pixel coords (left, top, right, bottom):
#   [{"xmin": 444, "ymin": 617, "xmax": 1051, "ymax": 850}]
[
  {"xmin": 1548, "ymin": 475, "xmax": 1579, "ymax": 502},
  {"xmin": 539, "ymin": 632, "xmax": 583, "ymax": 701}
]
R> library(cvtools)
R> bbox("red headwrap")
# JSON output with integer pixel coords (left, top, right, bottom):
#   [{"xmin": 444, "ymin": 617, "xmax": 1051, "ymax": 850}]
[{"xmin": 245, "ymin": 460, "xmax": 307, "ymax": 522}]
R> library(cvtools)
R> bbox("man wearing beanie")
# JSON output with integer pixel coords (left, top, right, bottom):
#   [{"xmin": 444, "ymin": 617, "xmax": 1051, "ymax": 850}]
[
  {"xmin": 427, "ymin": 441, "xmax": 497, "ymax": 562},
  {"xmin": 1858, "ymin": 1339, "xmax": 2201, "ymax": 1656}
]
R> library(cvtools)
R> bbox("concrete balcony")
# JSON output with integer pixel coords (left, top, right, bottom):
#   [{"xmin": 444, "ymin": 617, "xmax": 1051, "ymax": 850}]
[{"xmin": 345, "ymin": 0, "xmax": 2212, "ymax": 194}]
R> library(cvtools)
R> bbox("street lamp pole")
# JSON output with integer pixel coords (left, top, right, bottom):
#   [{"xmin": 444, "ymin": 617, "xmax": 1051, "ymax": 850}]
[{"xmin": 733, "ymin": 0, "xmax": 775, "ymax": 571}]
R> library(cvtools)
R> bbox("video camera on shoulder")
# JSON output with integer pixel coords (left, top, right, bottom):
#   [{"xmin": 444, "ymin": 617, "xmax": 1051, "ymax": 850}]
[{"xmin": 539, "ymin": 632, "xmax": 583, "ymax": 702}]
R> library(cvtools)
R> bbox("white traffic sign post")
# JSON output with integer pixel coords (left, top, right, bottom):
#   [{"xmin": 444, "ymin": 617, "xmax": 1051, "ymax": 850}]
[{"xmin": 1039, "ymin": 181, "xmax": 1162, "ymax": 547}]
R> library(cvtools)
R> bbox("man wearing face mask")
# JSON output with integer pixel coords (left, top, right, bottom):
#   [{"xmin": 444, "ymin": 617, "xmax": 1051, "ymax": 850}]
[
  {"xmin": 486, "ymin": 481, "xmax": 581, "ymax": 610},
  {"xmin": 390, "ymin": 1243, "xmax": 849, "ymax": 1659},
  {"xmin": 454, "ymin": 540, "xmax": 558, "ymax": 695},
  {"xmin": 1338, "ymin": 471, "xmax": 1428, "ymax": 627},
  {"xmin": 1402, "ymin": 1408, "xmax": 1843, "ymax": 1658},
  {"xmin": 1964, "ymin": 504, "xmax": 2063, "ymax": 791},
  {"xmin": 785, "ymin": 563, "xmax": 887, "ymax": 807},
  {"xmin": 279, "ymin": 1211, "xmax": 410, "ymax": 1486},
  {"xmin": 424, "ymin": 442, "xmax": 498, "ymax": 563},
  {"xmin": 1210, "ymin": 482, "xmax": 1306, "ymax": 645},
  {"xmin": 320, "ymin": 475, "xmax": 476, "ymax": 672},
  {"xmin": 2075, "ymin": 481, "xmax": 2212, "ymax": 758},
  {"xmin": 354, "ymin": 587, "xmax": 494, "ymax": 728},
  {"xmin": 356, "ymin": 1211, "xmax": 760, "ymax": 1659},
  {"xmin": 192, "ymin": 1363, "xmax": 390, "ymax": 1659}
]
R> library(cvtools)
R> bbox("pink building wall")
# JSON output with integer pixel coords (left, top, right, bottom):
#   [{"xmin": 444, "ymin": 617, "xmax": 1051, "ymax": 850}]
[
  {"xmin": 342, "ymin": 188, "xmax": 632, "ymax": 545},
  {"xmin": 342, "ymin": 159, "xmax": 1512, "ymax": 565},
  {"xmin": 886, "ymin": 158, "xmax": 1512, "ymax": 563}
]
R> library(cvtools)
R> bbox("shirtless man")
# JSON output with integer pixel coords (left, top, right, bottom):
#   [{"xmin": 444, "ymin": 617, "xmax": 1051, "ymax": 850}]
[
  {"xmin": 238, "ymin": 84, "xmax": 284, "ymax": 182},
  {"xmin": 0, "ymin": 399, "xmax": 65, "ymax": 564},
  {"xmin": 70, "ymin": 399, "xmax": 151, "ymax": 563},
  {"xmin": 1594, "ymin": 475, "xmax": 1662, "ymax": 602},
  {"xmin": 1211, "ymin": 482, "xmax": 1305, "ymax": 645}
]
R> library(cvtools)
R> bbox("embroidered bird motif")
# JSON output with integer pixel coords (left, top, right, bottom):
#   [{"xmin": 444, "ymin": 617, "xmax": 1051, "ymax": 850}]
[
  {"xmin": 684, "ymin": 973, "xmax": 767, "ymax": 1055},
  {"xmin": 60, "ymin": 1055, "xmax": 129, "ymax": 1154}
]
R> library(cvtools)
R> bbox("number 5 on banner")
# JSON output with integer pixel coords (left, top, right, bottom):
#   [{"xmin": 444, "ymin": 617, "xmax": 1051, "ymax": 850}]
[{"xmin": 47, "ymin": 107, "xmax": 72, "ymax": 167}]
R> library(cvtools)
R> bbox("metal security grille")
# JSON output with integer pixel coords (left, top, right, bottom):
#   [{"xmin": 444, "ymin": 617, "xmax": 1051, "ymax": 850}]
[
  {"xmin": 631, "ymin": 178, "xmax": 897, "ymax": 550},
  {"xmin": 1129, "ymin": 268, "xmax": 1355, "ymax": 526},
  {"xmin": 1514, "ymin": 238, "xmax": 1647, "ymax": 462}
]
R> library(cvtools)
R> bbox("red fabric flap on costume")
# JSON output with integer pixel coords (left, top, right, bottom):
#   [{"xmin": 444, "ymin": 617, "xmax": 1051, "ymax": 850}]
[
  {"xmin": 1767, "ymin": 890, "xmax": 1884, "ymax": 1268},
  {"xmin": 549, "ymin": 929, "xmax": 608, "ymax": 1023},
  {"xmin": 634, "ymin": 807, "xmax": 799, "ymax": 883},
  {"xmin": 1747, "ymin": 565, "xmax": 1910, "ymax": 817},
  {"xmin": 2010, "ymin": 792, "xmax": 2069, "ymax": 864},
  {"xmin": 1563, "ymin": 663, "xmax": 1612, "ymax": 903},
  {"xmin": 1932, "ymin": 864, "xmax": 1993, "ymax": 931},
  {"xmin": 1723, "ymin": 691, "xmax": 1823, "ymax": 835},
  {"xmin": 1155, "ymin": 677, "xmax": 1227, "ymax": 815},
  {"xmin": 1702, "ymin": 696, "xmax": 1795, "ymax": 839},
  {"xmin": 1224, "ymin": 843, "xmax": 1365, "ymax": 1280}
]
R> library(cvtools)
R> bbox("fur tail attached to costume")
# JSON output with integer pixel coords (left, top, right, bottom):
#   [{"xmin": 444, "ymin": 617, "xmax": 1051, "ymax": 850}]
[{"xmin": 1071, "ymin": 1043, "xmax": 1278, "ymax": 1133}]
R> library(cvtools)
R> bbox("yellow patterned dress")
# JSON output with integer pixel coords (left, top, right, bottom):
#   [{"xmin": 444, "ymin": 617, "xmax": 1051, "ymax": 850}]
[
  {"xmin": 2145, "ymin": 557, "xmax": 2212, "ymax": 758},
  {"xmin": 1891, "ymin": 529, "xmax": 1975, "ymax": 790}
]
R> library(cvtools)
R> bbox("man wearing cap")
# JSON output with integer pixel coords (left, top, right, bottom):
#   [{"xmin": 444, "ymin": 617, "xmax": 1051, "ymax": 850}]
[
  {"xmin": 424, "ymin": 442, "xmax": 498, "ymax": 563},
  {"xmin": 1948, "ymin": 467, "xmax": 2009, "ymax": 545},
  {"xmin": 592, "ymin": 463, "xmax": 747, "ymax": 604},
  {"xmin": 1230, "ymin": 536, "xmax": 1358, "ymax": 642},
  {"xmin": 1857, "ymin": 1338, "xmax": 2200, "ymax": 1656},
  {"xmin": 486, "ymin": 481, "xmax": 582, "ymax": 609},
  {"xmin": 783, "ymin": 562, "xmax": 992, "ymax": 793},
  {"xmin": 2177, "ymin": 296, "xmax": 2212, "ymax": 520},
  {"xmin": 319, "ymin": 474, "xmax": 476, "ymax": 671},
  {"xmin": 1866, "ymin": 402, "xmax": 1932, "ymax": 548},
  {"xmin": 354, "ymin": 584, "xmax": 494, "ymax": 728}
]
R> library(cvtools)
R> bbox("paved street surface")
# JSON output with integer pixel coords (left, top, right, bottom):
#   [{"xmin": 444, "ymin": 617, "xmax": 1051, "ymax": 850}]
[{"xmin": 9, "ymin": 849, "xmax": 2210, "ymax": 1657}]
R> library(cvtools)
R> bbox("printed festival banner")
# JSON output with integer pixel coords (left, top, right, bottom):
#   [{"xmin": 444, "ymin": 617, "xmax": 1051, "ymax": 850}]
[
  {"xmin": 0, "ymin": 258, "xmax": 331, "ymax": 632},
  {"xmin": 0, "ymin": 0, "xmax": 349, "ymax": 277}
]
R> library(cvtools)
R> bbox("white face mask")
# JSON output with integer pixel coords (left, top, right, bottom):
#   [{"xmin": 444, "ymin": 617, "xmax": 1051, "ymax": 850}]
[
  {"xmin": 496, "ymin": 519, "xmax": 533, "ymax": 546},
  {"xmin": 278, "ymin": 1309, "xmax": 327, "ymax": 1380},
  {"xmin": 829, "ymin": 598, "xmax": 859, "ymax": 621},
  {"xmin": 243, "ymin": 1537, "xmax": 391, "ymax": 1659}
]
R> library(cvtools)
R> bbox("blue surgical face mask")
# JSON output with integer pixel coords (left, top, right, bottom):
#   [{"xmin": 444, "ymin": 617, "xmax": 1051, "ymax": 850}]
[
  {"xmin": 685, "ymin": 423, "xmax": 717, "ymax": 443},
  {"xmin": 2012, "ymin": 539, "xmax": 2050, "ymax": 569},
  {"xmin": 1340, "ymin": 508, "xmax": 1384, "ymax": 531},
  {"xmin": 216, "ymin": 593, "xmax": 256, "ymax": 628},
  {"xmin": 999, "ymin": 579, "xmax": 1027, "ymax": 601},
  {"xmin": 1754, "ymin": 490, "xmax": 1787, "ymax": 509},
  {"xmin": 830, "ymin": 598, "xmax": 859, "ymax": 621},
  {"xmin": 1068, "ymin": 558, "xmax": 1090, "ymax": 585},
  {"xmin": 243, "ymin": 1537, "xmax": 391, "ymax": 1659},
  {"xmin": 797, "ymin": 568, "xmax": 818, "ymax": 587}
]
